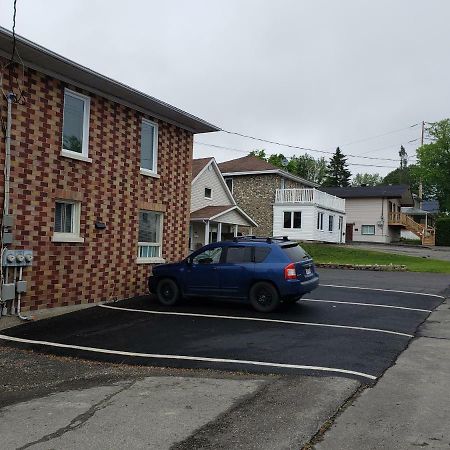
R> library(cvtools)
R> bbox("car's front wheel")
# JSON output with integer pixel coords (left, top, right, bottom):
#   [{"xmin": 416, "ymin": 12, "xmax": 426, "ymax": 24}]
[
  {"xmin": 249, "ymin": 282, "xmax": 281, "ymax": 312},
  {"xmin": 156, "ymin": 278, "xmax": 180, "ymax": 306}
]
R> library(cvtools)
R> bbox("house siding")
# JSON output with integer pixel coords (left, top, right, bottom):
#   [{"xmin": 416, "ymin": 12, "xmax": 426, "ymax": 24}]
[
  {"xmin": 229, "ymin": 174, "xmax": 307, "ymax": 236},
  {"xmin": 191, "ymin": 164, "xmax": 233, "ymax": 212},
  {"xmin": 273, "ymin": 205, "xmax": 345, "ymax": 243},
  {"xmin": 0, "ymin": 60, "xmax": 193, "ymax": 311},
  {"xmin": 345, "ymin": 198, "xmax": 401, "ymax": 243}
]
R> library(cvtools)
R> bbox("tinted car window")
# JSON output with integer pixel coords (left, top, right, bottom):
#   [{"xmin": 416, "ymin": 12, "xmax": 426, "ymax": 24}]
[
  {"xmin": 254, "ymin": 247, "xmax": 271, "ymax": 263},
  {"xmin": 226, "ymin": 246, "xmax": 253, "ymax": 263},
  {"xmin": 282, "ymin": 244, "xmax": 309, "ymax": 261},
  {"xmin": 192, "ymin": 247, "xmax": 222, "ymax": 265}
]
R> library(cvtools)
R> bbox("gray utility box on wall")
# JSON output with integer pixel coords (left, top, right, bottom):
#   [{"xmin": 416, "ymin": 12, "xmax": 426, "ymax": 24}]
[
  {"xmin": 2, "ymin": 250, "xmax": 33, "ymax": 267},
  {"xmin": 1, "ymin": 283, "xmax": 15, "ymax": 301}
]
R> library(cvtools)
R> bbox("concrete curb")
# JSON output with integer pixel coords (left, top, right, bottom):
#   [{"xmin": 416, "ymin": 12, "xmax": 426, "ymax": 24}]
[{"xmin": 316, "ymin": 263, "xmax": 407, "ymax": 272}]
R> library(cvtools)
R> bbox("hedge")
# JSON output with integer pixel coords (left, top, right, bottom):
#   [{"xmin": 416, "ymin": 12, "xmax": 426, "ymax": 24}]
[{"xmin": 436, "ymin": 217, "xmax": 450, "ymax": 246}]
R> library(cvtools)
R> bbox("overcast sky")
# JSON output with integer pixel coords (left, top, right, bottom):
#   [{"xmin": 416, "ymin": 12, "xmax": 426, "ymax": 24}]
[{"xmin": 1, "ymin": 0, "xmax": 450, "ymax": 177}]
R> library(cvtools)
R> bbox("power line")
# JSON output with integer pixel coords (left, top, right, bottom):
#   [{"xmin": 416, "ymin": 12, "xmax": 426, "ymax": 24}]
[
  {"xmin": 220, "ymin": 130, "xmax": 402, "ymax": 162},
  {"xmin": 340, "ymin": 123, "xmax": 419, "ymax": 146},
  {"xmin": 194, "ymin": 141, "xmax": 398, "ymax": 169}
]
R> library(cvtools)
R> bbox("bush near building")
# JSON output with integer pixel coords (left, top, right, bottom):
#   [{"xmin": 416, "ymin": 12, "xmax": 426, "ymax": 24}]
[{"xmin": 436, "ymin": 217, "xmax": 450, "ymax": 246}]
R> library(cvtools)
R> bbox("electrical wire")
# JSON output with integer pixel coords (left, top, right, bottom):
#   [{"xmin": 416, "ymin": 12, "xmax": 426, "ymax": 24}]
[{"xmin": 339, "ymin": 123, "xmax": 419, "ymax": 146}]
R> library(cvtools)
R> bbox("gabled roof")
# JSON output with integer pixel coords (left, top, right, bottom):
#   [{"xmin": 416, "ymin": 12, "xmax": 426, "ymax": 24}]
[
  {"xmin": 190, "ymin": 205, "xmax": 258, "ymax": 227},
  {"xmin": 192, "ymin": 158, "xmax": 213, "ymax": 180},
  {"xmin": 321, "ymin": 185, "xmax": 414, "ymax": 206},
  {"xmin": 218, "ymin": 155, "xmax": 317, "ymax": 187},
  {"xmin": 0, "ymin": 26, "xmax": 219, "ymax": 134}
]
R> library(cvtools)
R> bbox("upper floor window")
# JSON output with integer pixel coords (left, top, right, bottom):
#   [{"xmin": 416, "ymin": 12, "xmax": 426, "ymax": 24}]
[
  {"xmin": 62, "ymin": 89, "xmax": 91, "ymax": 161},
  {"xmin": 225, "ymin": 177, "xmax": 233, "ymax": 193},
  {"xmin": 140, "ymin": 119, "xmax": 158, "ymax": 176},
  {"xmin": 205, "ymin": 188, "xmax": 212, "ymax": 199},
  {"xmin": 52, "ymin": 200, "xmax": 84, "ymax": 243}
]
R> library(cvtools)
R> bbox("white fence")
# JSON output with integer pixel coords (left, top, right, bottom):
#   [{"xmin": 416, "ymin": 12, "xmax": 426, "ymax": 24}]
[{"xmin": 275, "ymin": 188, "xmax": 345, "ymax": 212}]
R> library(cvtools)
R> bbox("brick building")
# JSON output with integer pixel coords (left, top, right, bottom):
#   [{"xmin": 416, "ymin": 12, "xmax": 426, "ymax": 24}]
[{"xmin": 0, "ymin": 27, "xmax": 218, "ymax": 311}]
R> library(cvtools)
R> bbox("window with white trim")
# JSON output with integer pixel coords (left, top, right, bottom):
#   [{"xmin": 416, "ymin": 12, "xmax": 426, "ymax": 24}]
[
  {"xmin": 204, "ymin": 187, "xmax": 212, "ymax": 199},
  {"xmin": 283, "ymin": 211, "xmax": 302, "ymax": 229},
  {"xmin": 138, "ymin": 211, "xmax": 163, "ymax": 260},
  {"xmin": 361, "ymin": 225, "xmax": 375, "ymax": 235},
  {"xmin": 317, "ymin": 212, "xmax": 324, "ymax": 230},
  {"xmin": 328, "ymin": 215, "xmax": 334, "ymax": 232},
  {"xmin": 62, "ymin": 89, "xmax": 90, "ymax": 158},
  {"xmin": 52, "ymin": 201, "xmax": 83, "ymax": 243},
  {"xmin": 140, "ymin": 119, "xmax": 158, "ymax": 175}
]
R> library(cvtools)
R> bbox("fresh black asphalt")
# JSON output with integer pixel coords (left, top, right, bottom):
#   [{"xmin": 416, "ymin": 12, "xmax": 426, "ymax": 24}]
[{"xmin": 0, "ymin": 282, "xmax": 444, "ymax": 382}]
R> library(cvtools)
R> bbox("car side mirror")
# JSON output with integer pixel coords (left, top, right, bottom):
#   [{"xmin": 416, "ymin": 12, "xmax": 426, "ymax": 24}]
[{"xmin": 186, "ymin": 257, "xmax": 193, "ymax": 265}]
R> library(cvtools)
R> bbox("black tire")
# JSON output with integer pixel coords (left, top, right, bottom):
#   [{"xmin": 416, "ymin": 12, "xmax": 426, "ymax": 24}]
[
  {"xmin": 249, "ymin": 282, "xmax": 281, "ymax": 313},
  {"xmin": 156, "ymin": 278, "xmax": 180, "ymax": 306}
]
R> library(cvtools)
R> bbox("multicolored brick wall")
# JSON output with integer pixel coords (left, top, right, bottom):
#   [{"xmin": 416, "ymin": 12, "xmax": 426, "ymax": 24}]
[{"xmin": 0, "ymin": 60, "xmax": 193, "ymax": 311}]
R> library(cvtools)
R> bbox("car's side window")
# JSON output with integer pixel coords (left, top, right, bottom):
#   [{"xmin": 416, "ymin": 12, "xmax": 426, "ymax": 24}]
[
  {"xmin": 192, "ymin": 247, "xmax": 222, "ymax": 265},
  {"xmin": 254, "ymin": 247, "xmax": 271, "ymax": 263},
  {"xmin": 225, "ymin": 246, "xmax": 253, "ymax": 264}
]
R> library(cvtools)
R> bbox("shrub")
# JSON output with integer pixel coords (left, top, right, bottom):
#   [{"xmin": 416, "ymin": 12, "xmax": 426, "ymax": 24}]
[{"xmin": 436, "ymin": 217, "xmax": 450, "ymax": 246}]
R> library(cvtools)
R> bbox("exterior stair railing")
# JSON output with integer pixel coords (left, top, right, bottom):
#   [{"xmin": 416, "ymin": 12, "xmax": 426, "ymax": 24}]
[{"xmin": 388, "ymin": 212, "xmax": 435, "ymax": 246}]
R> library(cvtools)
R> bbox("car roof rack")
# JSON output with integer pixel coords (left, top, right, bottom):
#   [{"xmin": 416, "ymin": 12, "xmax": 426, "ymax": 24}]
[{"xmin": 232, "ymin": 235, "xmax": 290, "ymax": 244}]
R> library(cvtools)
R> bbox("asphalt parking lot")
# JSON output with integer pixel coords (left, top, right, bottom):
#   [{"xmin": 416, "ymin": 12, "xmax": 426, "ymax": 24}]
[{"xmin": 0, "ymin": 270, "xmax": 445, "ymax": 384}]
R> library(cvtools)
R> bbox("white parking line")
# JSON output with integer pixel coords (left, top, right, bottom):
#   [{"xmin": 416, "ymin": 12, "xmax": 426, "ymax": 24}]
[
  {"xmin": 98, "ymin": 304, "xmax": 413, "ymax": 338},
  {"xmin": 302, "ymin": 298, "xmax": 432, "ymax": 313},
  {"xmin": 320, "ymin": 284, "xmax": 445, "ymax": 299},
  {"xmin": 0, "ymin": 334, "xmax": 377, "ymax": 381}
]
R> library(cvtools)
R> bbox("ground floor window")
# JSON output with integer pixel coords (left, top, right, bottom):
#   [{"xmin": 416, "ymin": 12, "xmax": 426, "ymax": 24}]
[
  {"xmin": 317, "ymin": 212, "xmax": 324, "ymax": 230},
  {"xmin": 52, "ymin": 200, "xmax": 83, "ymax": 243},
  {"xmin": 361, "ymin": 224, "xmax": 375, "ymax": 235},
  {"xmin": 283, "ymin": 211, "xmax": 301, "ymax": 229},
  {"xmin": 328, "ymin": 215, "xmax": 334, "ymax": 232},
  {"xmin": 138, "ymin": 210, "xmax": 163, "ymax": 260}
]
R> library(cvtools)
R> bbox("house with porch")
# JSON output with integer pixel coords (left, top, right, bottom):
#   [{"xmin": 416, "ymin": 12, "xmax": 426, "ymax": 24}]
[
  {"xmin": 321, "ymin": 185, "xmax": 435, "ymax": 245},
  {"xmin": 218, "ymin": 155, "xmax": 346, "ymax": 243},
  {"xmin": 0, "ymin": 27, "xmax": 219, "ymax": 313},
  {"xmin": 190, "ymin": 158, "xmax": 257, "ymax": 251}
]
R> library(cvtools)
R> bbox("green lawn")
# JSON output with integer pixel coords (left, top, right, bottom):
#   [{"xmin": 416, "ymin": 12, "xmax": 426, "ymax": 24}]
[{"xmin": 300, "ymin": 243, "xmax": 450, "ymax": 274}]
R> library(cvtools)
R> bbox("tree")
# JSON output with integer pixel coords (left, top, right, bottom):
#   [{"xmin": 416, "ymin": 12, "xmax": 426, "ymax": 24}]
[
  {"xmin": 383, "ymin": 165, "xmax": 420, "ymax": 192},
  {"xmin": 248, "ymin": 149, "xmax": 267, "ymax": 160},
  {"xmin": 413, "ymin": 119, "xmax": 450, "ymax": 212},
  {"xmin": 287, "ymin": 155, "xmax": 327, "ymax": 184},
  {"xmin": 352, "ymin": 173, "xmax": 383, "ymax": 186},
  {"xmin": 322, "ymin": 147, "xmax": 352, "ymax": 187}
]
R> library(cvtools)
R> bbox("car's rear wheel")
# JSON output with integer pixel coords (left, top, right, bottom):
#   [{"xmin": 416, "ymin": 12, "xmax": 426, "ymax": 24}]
[
  {"xmin": 249, "ymin": 282, "xmax": 281, "ymax": 312},
  {"xmin": 156, "ymin": 278, "xmax": 180, "ymax": 306}
]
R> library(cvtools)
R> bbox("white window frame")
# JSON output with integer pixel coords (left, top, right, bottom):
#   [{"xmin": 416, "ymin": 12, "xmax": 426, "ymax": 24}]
[
  {"xmin": 140, "ymin": 118, "xmax": 159, "ymax": 178},
  {"xmin": 204, "ymin": 187, "xmax": 213, "ymax": 200},
  {"xmin": 328, "ymin": 215, "xmax": 334, "ymax": 232},
  {"xmin": 52, "ymin": 200, "xmax": 84, "ymax": 243},
  {"xmin": 61, "ymin": 89, "xmax": 91, "ymax": 163},
  {"xmin": 283, "ymin": 211, "xmax": 302, "ymax": 229},
  {"xmin": 361, "ymin": 225, "xmax": 376, "ymax": 235},
  {"xmin": 137, "ymin": 211, "xmax": 165, "ymax": 264},
  {"xmin": 317, "ymin": 212, "xmax": 324, "ymax": 231}
]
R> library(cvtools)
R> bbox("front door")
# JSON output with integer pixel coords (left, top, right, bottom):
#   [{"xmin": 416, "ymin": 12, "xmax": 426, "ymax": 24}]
[{"xmin": 345, "ymin": 223, "xmax": 353, "ymax": 243}]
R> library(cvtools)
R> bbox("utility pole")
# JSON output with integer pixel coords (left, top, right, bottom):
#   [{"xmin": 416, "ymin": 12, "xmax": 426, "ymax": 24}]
[{"xmin": 418, "ymin": 120, "xmax": 425, "ymax": 208}]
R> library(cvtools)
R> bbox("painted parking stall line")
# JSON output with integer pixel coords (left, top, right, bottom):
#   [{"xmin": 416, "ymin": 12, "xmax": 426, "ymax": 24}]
[
  {"xmin": 0, "ymin": 333, "xmax": 377, "ymax": 381},
  {"xmin": 302, "ymin": 298, "xmax": 432, "ymax": 313},
  {"xmin": 98, "ymin": 304, "xmax": 414, "ymax": 338},
  {"xmin": 320, "ymin": 284, "xmax": 445, "ymax": 299}
]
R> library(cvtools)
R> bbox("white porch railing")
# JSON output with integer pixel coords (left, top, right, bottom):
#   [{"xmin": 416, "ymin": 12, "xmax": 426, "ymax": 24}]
[{"xmin": 275, "ymin": 188, "xmax": 346, "ymax": 212}]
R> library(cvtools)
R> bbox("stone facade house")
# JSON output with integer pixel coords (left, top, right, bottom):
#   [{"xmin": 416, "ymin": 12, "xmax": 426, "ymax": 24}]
[
  {"xmin": 218, "ymin": 155, "xmax": 346, "ymax": 243},
  {"xmin": 190, "ymin": 158, "xmax": 257, "ymax": 251},
  {"xmin": 0, "ymin": 27, "xmax": 219, "ymax": 313}
]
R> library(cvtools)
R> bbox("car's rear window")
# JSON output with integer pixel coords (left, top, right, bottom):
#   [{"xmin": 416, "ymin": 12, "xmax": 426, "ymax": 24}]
[{"xmin": 281, "ymin": 244, "xmax": 309, "ymax": 262}]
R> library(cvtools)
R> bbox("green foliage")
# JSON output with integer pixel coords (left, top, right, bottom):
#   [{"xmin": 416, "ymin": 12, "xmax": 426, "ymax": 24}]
[
  {"xmin": 436, "ymin": 217, "xmax": 450, "ymax": 246},
  {"xmin": 249, "ymin": 150, "xmax": 327, "ymax": 184},
  {"xmin": 413, "ymin": 119, "xmax": 450, "ymax": 212},
  {"xmin": 383, "ymin": 165, "xmax": 420, "ymax": 192},
  {"xmin": 352, "ymin": 173, "xmax": 383, "ymax": 186},
  {"xmin": 322, "ymin": 147, "xmax": 352, "ymax": 187}
]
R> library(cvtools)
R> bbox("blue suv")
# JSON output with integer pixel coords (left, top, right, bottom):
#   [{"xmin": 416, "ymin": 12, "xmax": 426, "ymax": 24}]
[{"xmin": 148, "ymin": 236, "xmax": 319, "ymax": 312}]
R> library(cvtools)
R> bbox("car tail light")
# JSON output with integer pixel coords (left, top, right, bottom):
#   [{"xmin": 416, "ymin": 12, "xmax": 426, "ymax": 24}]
[{"xmin": 284, "ymin": 262, "xmax": 297, "ymax": 280}]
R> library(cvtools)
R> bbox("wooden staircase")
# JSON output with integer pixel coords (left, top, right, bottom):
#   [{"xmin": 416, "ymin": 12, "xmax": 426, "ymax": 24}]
[{"xmin": 388, "ymin": 212, "xmax": 435, "ymax": 246}]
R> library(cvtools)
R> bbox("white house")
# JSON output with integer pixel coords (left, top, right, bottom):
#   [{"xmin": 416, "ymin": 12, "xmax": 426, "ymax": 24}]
[
  {"xmin": 273, "ymin": 188, "xmax": 346, "ymax": 243},
  {"xmin": 190, "ymin": 158, "xmax": 257, "ymax": 251}
]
